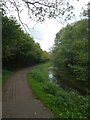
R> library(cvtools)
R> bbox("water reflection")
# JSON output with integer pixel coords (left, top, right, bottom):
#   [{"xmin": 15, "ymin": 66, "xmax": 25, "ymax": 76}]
[
  {"xmin": 48, "ymin": 67, "xmax": 57, "ymax": 82},
  {"xmin": 48, "ymin": 67, "xmax": 68, "ymax": 89}
]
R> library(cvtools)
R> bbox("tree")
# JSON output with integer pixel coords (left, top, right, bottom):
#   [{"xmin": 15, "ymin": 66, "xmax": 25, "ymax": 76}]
[
  {"xmin": 2, "ymin": 15, "xmax": 50, "ymax": 68},
  {"xmin": 52, "ymin": 19, "xmax": 88, "ymax": 82},
  {"xmin": 2, "ymin": 0, "xmax": 80, "ymax": 32}
]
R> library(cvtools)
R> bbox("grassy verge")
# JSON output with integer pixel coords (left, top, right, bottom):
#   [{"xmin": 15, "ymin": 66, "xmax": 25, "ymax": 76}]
[
  {"xmin": 2, "ymin": 69, "xmax": 11, "ymax": 85},
  {"xmin": 27, "ymin": 63, "xmax": 89, "ymax": 119}
]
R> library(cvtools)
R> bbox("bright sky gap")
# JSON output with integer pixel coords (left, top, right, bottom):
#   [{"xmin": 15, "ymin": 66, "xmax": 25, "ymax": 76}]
[{"xmin": 5, "ymin": 0, "xmax": 89, "ymax": 51}]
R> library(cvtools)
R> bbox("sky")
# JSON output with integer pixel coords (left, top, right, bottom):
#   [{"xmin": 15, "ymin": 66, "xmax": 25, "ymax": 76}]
[
  {"xmin": 26, "ymin": 0, "xmax": 89, "ymax": 51},
  {"xmin": 5, "ymin": 0, "xmax": 89, "ymax": 51},
  {"xmin": 29, "ymin": 18, "xmax": 63, "ymax": 51}
]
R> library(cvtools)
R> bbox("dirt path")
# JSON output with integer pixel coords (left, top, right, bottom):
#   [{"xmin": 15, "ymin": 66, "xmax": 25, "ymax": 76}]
[{"xmin": 2, "ymin": 68, "xmax": 53, "ymax": 118}]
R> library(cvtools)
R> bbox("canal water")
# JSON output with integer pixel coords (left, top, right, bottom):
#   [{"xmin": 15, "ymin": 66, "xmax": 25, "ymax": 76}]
[
  {"xmin": 48, "ymin": 67, "xmax": 72, "ymax": 90},
  {"xmin": 48, "ymin": 67, "xmax": 89, "ymax": 95},
  {"xmin": 48, "ymin": 67, "xmax": 57, "ymax": 83}
]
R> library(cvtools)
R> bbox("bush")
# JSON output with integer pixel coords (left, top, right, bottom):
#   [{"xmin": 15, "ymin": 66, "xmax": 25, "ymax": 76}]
[
  {"xmin": 43, "ymin": 81, "xmax": 59, "ymax": 96},
  {"xmin": 30, "ymin": 70, "xmax": 45, "ymax": 82},
  {"xmin": 28, "ymin": 63, "xmax": 89, "ymax": 118},
  {"xmin": 54, "ymin": 89, "xmax": 88, "ymax": 118},
  {"xmin": 2, "ymin": 69, "xmax": 11, "ymax": 85}
]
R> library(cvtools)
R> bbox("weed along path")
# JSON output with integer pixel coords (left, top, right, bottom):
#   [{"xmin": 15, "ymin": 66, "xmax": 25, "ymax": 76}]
[{"xmin": 2, "ymin": 68, "xmax": 53, "ymax": 118}]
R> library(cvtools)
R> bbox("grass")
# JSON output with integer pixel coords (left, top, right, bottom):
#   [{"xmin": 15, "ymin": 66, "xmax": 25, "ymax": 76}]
[
  {"xmin": 0, "ymin": 74, "xmax": 2, "ymax": 86},
  {"xmin": 2, "ymin": 69, "xmax": 11, "ymax": 85},
  {"xmin": 27, "ymin": 63, "xmax": 89, "ymax": 119}
]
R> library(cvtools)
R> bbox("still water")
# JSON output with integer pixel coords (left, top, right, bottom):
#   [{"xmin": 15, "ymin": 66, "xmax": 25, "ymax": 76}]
[{"xmin": 48, "ymin": 67, "xmax": 57, "ymax": 82}]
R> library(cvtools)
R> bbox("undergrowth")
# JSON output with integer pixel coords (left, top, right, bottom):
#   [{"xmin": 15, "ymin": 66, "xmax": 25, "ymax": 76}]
[
  {"xmin": 2, "ymin": 69, "xmax": 11, "ymax": 85},
  {"xmin": 27, "ymin": 63, "xmax": 89, "ymax": 119}
]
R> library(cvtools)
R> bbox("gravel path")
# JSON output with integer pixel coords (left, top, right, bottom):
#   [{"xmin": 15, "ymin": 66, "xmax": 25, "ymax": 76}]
[{"xmin": 2, "ymin": 68, "xmax": 53, "ymax": 118}]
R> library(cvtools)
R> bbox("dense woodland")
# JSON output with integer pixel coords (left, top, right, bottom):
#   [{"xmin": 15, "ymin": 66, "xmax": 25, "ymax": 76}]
[
  {"xmin": 51, "ymin": 18, "xmax": 89, "ymax": 94},
  {"xmin": 2, "ymin": 15, "xmax": 50, "ymax": 69}
]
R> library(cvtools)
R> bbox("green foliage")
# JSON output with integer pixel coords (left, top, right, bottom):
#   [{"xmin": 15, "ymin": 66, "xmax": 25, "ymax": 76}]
[
  {"xmin": 2, "ymin": 69, "xmax": 11, "ymax": 85},
  {"xmin": 54, "ymin": 89, "xmax": 88, "ymax": 118},
  {"xmin": 2, "ymin": 15, "xmax": 50, "ymax": 69},
  {"xmin": 30, "ymin": 70, "xmax": 45, "ymax": 82},
  {"xmin": 27, "ymin": 64, "xmax": 89, "ymax": 118},
  {"xmin": 43, "ymin": 82, "xmax": 59, "ymax": 96},
  {"xmin": 29, "ymin": 63, "xmax": 50, "ymax": 82},
  {"xmin": 51, "ymin": 19, "xmax": 88, "ymax": 93}
]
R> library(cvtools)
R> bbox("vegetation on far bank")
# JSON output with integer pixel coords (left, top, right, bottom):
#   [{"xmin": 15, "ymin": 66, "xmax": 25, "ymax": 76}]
[
  {"xmin": 27, "ymin": 63, "xmax": 89, "ymax": 119},
  {"xmin": 51, "ymin": 19, "xmax": 89, "ymax": 94}
]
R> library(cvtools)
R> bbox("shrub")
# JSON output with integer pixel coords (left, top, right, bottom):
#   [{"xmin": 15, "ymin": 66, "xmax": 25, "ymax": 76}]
[
  {"xmin": 54, "ymin": 89, "xmax": 89, "ymax": 118},
  {"xmin": 28, "ymin": 63, "xmax": 89, "ymax": 118},
  {"xmin": 30, "ymin": 70, "xmax": 45, "ymax": 82},
  {"xmin": 43, "ymin": 81, "xmax": 59, "ymax": 96}
]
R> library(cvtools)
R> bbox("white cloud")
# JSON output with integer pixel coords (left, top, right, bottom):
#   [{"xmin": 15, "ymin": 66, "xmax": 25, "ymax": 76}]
[{"xmin": 29, "ymin": 18, "xmax": 63, "ymax": 51}]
